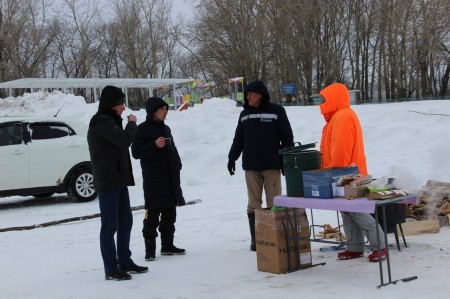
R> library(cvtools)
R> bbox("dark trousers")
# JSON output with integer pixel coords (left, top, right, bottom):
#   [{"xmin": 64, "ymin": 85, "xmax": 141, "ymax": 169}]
[
  {"xmin": 98, "ymin": 187, "xmax": 133, "ymax": 274},
  {"xmin": 142, "ymin": 207, "xmax": 176, "ymax": 239}
]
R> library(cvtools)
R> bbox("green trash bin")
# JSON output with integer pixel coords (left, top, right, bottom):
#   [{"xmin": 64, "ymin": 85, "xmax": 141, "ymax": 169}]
[{"xmin": 279, "ymin": 142, "xmax": 321, "ymax": 197}]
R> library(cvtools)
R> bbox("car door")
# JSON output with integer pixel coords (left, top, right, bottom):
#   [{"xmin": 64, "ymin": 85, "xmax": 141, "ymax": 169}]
[
  {"xmin": 28, "ymin": 122, "xmax": 84, "ymax": 188},
  {"xmin": 0, "ymin": 122, "xmax": 30, "ymax": 190}
]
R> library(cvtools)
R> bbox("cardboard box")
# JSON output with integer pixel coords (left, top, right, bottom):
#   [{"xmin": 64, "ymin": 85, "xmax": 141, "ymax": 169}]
[
  {"xmin": 255, "ymin": 208, "xmax": 312, "ymax": 274},
  {"xmin": 344, "ymin": 185, "xmax": 368, "ymax": 198},
  {"xmin": 302, "ymin": 167, "xmax": 359, "ymax": 199}
]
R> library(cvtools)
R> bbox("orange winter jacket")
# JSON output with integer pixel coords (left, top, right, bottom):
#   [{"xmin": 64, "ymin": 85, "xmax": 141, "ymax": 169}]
[{"xmin": 319, "ymin": 83, "xmax": 368, "ymax": 176}]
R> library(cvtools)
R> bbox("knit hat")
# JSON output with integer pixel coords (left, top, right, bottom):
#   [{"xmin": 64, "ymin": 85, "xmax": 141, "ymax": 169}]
[
  {"xmin": 243, "ymin": 80, "xmax": 270, "ymax": 109},
  {"xmin": 99, "ymin": 85, "xmax": 126, "ymax": 109}
]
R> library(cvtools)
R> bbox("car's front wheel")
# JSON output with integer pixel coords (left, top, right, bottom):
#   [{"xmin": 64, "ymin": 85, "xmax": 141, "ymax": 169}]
[{"xmin": 67, "ymin": 168, "xmax": 97, "ymax": 202}]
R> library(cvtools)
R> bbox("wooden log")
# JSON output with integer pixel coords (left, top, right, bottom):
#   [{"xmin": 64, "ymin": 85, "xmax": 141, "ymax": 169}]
[
  {"xmin": 438, "ymin": 202, "xmax": 450, "ymax": 214},
  {"xmin": 425, "ymin": 180, "xmax": 450, "ymax": 188},
  {"xmin": 399, "ymin": 219, "xmax": 440, "ymax": 235}
]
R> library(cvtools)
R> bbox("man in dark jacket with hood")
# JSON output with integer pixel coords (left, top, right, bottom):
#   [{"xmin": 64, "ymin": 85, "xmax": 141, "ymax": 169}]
[
  {"xmin": 227, "ymin": 80, "xmax": 294, "ymax": 251},
  {"xmin": 131, "ymin": 97, "xmax": 186, "ymax": 261},
  {"xmin": 87, "ymin": 85, "xmax": 148, "ymax": 281}
]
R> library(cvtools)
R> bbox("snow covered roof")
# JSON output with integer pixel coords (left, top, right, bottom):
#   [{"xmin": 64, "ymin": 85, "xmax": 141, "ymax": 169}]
[
  {"xmin": 0, "ymin": 78, "xmax": 195, "ymax": 90},
  {"xmin": 0, "ymin": 78, "xmax": 194, "ymax": 89},
  {"xmin": 0, "ymin": 78, "xmax": 195, "ymax": 108}
]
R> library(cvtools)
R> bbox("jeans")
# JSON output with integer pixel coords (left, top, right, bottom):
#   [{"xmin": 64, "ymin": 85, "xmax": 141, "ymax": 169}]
[{"xmin": 98, "ymin": 187, "xmax": 133, "ymax": 274}]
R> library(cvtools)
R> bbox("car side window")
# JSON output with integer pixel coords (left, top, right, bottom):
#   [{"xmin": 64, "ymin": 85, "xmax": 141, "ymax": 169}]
[
  {"xmin": 30, "ymin": 124, "xmax": 70, "ymax": 140},
  {"xmin": 0, "ymin": 124, "xmax": 23, "ymax": 146}
]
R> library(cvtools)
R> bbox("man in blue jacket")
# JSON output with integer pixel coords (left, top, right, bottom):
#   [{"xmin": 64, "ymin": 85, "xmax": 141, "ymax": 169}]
[{"xmin": 227, "ymin": 80, "xmax": 294, "ymax": 251}]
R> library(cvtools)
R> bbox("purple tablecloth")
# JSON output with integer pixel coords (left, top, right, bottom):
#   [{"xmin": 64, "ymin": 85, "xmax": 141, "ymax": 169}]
[{"xmin": 274, "ymin": 194, "xmax": 417, "ymax": 213}]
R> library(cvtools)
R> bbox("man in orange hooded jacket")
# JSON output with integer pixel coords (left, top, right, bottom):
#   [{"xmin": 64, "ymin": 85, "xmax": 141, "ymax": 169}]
[{"xmin": 319, "ymin": 83, "xmax": 386, "ymax": 262}]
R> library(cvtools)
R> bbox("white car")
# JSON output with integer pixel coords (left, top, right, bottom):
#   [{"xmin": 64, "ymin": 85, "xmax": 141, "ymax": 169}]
[{"xmin": 0, "ymin": 116, "xmax": 97, "ymax": 202}]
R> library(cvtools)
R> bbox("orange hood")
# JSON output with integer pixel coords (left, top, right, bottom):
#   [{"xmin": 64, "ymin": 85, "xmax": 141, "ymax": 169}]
[{"xmin": 319, "ymin": 83, "xmax": 350, "ymax": 121}]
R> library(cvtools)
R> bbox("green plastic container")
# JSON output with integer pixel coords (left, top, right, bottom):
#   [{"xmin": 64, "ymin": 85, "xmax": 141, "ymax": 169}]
[{"xmin": 279, "ymin": 142, "xmax": 321, "ymax": 197}]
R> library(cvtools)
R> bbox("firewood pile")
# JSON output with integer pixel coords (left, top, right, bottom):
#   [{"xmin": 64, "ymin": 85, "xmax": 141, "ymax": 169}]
[
  {"xmin": 314, "ymin": 224, "xmax": 346, "ymax": 241},
  {"xmin": 405, "ymin": 180, "xmax": 450, "ymax": 227}
]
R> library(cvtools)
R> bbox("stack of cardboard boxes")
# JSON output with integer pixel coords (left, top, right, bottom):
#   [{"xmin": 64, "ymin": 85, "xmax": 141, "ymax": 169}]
[{"xmin": 302, "ymin": 166, "xmax": 361, "ymax": 199}]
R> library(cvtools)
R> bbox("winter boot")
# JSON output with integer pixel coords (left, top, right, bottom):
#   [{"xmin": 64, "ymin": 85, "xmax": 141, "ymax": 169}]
[
  {"xmin": 248, "ymin": 212, "xmax": 256, "ymax": 251},
  {"xmin": 144, "ymin": 238, "xmax": 156, "ymax": 261},
  {"xmin": 120, "ymin": 262, "xmax": 149, "ymax": 274},
  {"xmin": 161, "ymin": 235, "xmax": 186, "ymax": 256},
  {"xmin": 105, "ymin": 270, "xmax": 132, "ymax": 281}
]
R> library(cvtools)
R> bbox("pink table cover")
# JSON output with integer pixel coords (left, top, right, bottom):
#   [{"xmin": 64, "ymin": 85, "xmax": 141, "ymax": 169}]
[{"xmin": 274, "ymin": 194, "xmax": 417, "ymax": 213}]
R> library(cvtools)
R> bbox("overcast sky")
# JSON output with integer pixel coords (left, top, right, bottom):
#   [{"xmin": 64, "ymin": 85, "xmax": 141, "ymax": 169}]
[{"xmin": 50, "ymin": 0, "xmax": 194, "ymax": 21}]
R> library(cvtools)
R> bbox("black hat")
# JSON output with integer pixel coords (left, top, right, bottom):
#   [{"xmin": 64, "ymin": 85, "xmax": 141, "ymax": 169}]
[
  {"xmin": 99, "ymin": 85, "xmax": 126, "ymax": 109},
  {"xmin": 243, "ymin": 80, "xmax": 270, "ymax": 109}
]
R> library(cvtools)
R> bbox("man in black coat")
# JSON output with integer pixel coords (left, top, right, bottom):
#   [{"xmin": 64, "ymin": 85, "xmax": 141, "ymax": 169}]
[
  {"xmin": 227, "ymin": 80, "xmax": 294, "ymax": 251},
  {"xmin": 131, "ymin": 97, "xmax": 186, "ymax": 261},
  {"xmin": 87, "ymin": 85, "xmax": 148, "ymax": 281}
]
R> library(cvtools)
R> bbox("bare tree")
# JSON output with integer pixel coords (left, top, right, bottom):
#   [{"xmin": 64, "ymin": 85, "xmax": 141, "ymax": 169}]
[
  {"xmin": 411, "ymin": 0, "xmax": 450, "ymax": 97},
  {"xmin": 189, "ymin": 0, "xmax": 274, "ymax": 95},
  {"xmin": 93, "ymin": 21, "xmax": 122, "ymax": 78},
  {"xmin": 109, "ymin": 0, "xmax": 172, "ymax": 79},
  {"xmin": 0, "ymin": 3, "xmax": 4, "ymax": 87},
  {"xmin": 347, "ymin": 0, "xmax": 380, "ymax": 101},
  {"xmin": 1, "ymin": 0, "xmax": 57, "ymax": 81},
  {"xmin": 54, "ymin": 0, "xmax": 101, "ymax": 80},
  {"xmin": 1, "ymin": 0, "xmax": 448, "ymax": 101}
]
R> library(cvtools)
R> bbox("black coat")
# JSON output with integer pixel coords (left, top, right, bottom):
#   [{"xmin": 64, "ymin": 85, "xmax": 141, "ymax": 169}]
[
  {"xmin": 131, "ymin": 101, "xmax": 184, "ymax": 209},
  {"xmin": 228, "ymin": 82, "xmax": 294, "ymax": 171},
  {"xmin": 87, "ymin": 110, "xmax": 136, "ymax": 191}
]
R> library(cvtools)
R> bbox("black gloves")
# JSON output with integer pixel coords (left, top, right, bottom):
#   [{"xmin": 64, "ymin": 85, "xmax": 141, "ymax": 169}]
[{"xmin": 227, "ymin": 160, "xmax": 235, "ymax": 176}]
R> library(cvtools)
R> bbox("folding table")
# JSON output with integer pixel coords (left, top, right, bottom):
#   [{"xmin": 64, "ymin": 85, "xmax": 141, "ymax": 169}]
[{"xmin": 274, "ymin": 194, "xmax": 418, "ymax": 287}]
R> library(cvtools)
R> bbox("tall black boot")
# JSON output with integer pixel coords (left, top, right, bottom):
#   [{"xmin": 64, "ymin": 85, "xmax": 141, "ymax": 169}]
[
  {"xmin": 161, "ymin": 235, "xmax": 186, "ymax": 256},
  {"xmin": 144, "ymin": 238, "xmax": 156, "ymax": 261},
  {"xmin": 248, "ymin": 212, "xmax": 256, "ymax": 251}
]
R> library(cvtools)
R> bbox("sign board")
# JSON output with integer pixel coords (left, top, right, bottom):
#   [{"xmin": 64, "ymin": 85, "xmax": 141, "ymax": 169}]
[{"xmin": 281, "ymin": 84, "xmax": 297, "ymax": 95}]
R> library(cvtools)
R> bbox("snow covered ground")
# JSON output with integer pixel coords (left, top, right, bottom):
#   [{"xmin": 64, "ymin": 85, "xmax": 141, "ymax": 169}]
[{"xmin": 0, "ymin": 91, "xmax": 449, "ymax": 299}]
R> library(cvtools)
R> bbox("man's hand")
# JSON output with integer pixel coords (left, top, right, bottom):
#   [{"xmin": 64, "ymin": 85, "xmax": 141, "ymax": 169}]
[
  {"xmin": 127, "ymin": 114, "xmax": 137, "ymax": 122},
  {"xmin": 155, "ymin": 136, "xmax": 166, "ymax": 148},
  {"xmin": 227, "ymin": 160, "xmax": 235, "ymax": 176}
]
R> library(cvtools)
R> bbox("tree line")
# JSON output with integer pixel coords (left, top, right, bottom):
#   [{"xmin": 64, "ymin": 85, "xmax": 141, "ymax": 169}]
[{"xmin": 0, "ymin": 0, "xmax": 449, "ymax": 104}]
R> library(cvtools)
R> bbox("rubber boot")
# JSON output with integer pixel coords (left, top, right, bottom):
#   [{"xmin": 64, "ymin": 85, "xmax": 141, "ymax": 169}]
[
  {"xmin": 161, "ymin": 235, "xmax": 186, "ymax": 255},
  {"xmin": 248, "ymin": 212, "xmax": 256, "ymax": 251},
  {"xmin": 144, "ymin": 238, "xmax": 156, "ymax": 261}
]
